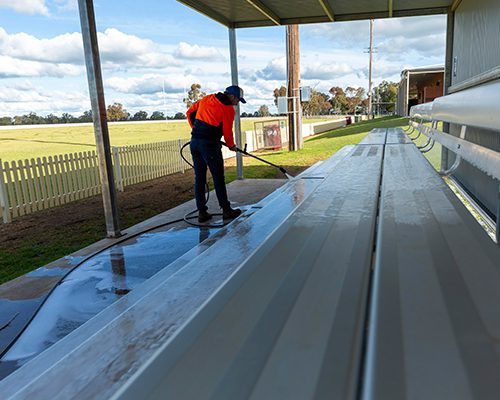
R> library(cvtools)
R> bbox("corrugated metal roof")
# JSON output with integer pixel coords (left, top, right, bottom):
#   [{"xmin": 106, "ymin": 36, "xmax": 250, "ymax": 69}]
[{"xmin": 177, "ymin": 0, "xmax": 454, "ymax": 28}]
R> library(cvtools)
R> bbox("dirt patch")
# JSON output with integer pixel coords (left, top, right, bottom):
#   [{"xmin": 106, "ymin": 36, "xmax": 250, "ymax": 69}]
[{"xmin": 0, "ymin": 170, "xmax": 196, "ymax": 247}]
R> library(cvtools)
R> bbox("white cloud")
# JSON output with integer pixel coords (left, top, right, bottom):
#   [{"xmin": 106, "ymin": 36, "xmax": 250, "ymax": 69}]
[
  {"xmin": 106, "ymin": 74, "xmax": 187, "ymax": 95},
  {"xmin": 0, "ymin": 84, "xmax": 89, "ymax": 115},
  {"xmin": 0, "ymin": 0, "xmax": 49, "ymax": 16},
  {"xmin": 0, "ymin": 55, "xmax": 81, "ymax": 78},
  {"xmin": 302, "ymin": 63, "xmax": 353, "ymax": 80},
  {"xmin": 98, "ymin": 28, "xmax": 181, "ymax": 69},
  {"xmin": 0, "ymin": 28, "xmax": 181, "ymax": 78},
  {"xmin": 304, "ymin": 15, "xmax": 446, "ymax": 58},
  {"xmin": 173, "ymin": 42, "xmax": 224, "ymax": 61},
  {"xmin": 0, "ymin": 28, "xmax": 83, "ymax": 64},
  {"xmin": 254, "ymin": 57, "xmax": 286, "ymax": 81}
]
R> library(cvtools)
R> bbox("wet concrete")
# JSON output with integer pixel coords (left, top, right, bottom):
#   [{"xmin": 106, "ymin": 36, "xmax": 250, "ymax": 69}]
[
  {"xmin": 2, "ymin": 226, "xmax": 219, "ymax": 368},
  {"xmin": 0, "ymin": 179, "xmax": 286, "ymax": 380}
]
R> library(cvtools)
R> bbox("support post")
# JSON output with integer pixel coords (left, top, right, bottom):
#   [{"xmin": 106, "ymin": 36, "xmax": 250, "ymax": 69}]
[
  {"xmin": 0, "ymin": 160, "xmax": 11, "ymax": 223},
  {"xmin": 78, "ymin": 0, "xmax": 120, "ymax": 237},
  {"xmin": 286, "ymin": 24, "xmax": 302, "ymax": 151},
  {"xmin": 442, "ymin": 10, "xmax": 455, "ymax": 172},
  {"xmin": 229, "ymin": 28, "xmax": 243, "ymax": 179},
  {"xmin": 368, "ymin": 19, "xmax": 374, "ymax": 118}
]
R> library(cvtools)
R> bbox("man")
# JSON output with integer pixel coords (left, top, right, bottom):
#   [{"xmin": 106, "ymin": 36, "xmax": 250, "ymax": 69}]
[{"xmin": 187, "ymin": 85, "xmax": 246, "ymax": 223}]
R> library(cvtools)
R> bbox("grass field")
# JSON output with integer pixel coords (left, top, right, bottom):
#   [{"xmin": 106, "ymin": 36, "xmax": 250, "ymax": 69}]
[
  {"xmin": 0, "ymin": 117, "xmax": 331, "ymax": 162},
  {"xmin": 1, "ymin": 116, "xmax": 415, "ymax": 284}
]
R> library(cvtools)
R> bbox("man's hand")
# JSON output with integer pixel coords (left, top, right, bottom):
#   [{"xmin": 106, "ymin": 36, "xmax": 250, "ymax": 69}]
[{"xmin": 229, "ymin": 145, "xmax": 238, "ymax": 152}]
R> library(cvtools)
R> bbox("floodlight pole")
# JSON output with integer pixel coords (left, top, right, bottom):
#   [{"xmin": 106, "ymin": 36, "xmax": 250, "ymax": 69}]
[
  {"xmin": 78, "ymin": 0, "xmax": 121, "ymax": 237},
  {"xmin": 229, "ymin": 28, "xmax": 243, "ymax": 179}
]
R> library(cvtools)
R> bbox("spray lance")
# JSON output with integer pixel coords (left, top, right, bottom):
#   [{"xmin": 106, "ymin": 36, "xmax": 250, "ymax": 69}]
[{"xmin": 221, "ymin": 142, "xmax": 294, "ymax": 180}]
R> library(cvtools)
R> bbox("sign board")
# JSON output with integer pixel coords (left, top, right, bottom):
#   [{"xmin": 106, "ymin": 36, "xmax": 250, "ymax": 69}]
[
  {"xmin": 300, "ymin": 86, "xmax": 311, "ymax": 102},
  {"xmin": 277, "ymin": 96, "xmax": 288, "ymax": 114}
]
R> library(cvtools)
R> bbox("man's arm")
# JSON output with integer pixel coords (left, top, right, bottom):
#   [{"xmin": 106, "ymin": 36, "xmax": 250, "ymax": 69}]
[
  {"xmin": 222, "ymin": 106, "xmax": 236, "ymax": 149},
  {"xmin": 186, "ymin": 101, "xmax": 199, "ymax": 128}
]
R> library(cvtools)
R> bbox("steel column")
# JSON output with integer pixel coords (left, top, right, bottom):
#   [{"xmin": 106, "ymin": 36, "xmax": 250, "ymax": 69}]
[
  {"xmin": 229, "ymin": 28, "xmax": 243, "ymax": 179},
  {"xmin": 77, "ymin": 0, "xmax": 120, "ymax": 237},
  {"xmin": 442, "ymin": 10, "xmax": 455, "ymax": 171}
]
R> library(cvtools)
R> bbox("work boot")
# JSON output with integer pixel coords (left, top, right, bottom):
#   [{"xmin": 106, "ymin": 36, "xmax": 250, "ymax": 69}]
[
  {"xmin": 222, "ymin": 207, "xmax": 242, "ymax": 220},
  {"xmin": 198, "ymin": 210, "xmax": 212, "ymax": 223}
]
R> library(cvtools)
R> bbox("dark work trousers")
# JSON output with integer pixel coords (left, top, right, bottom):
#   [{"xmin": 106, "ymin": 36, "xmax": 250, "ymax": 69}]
[{"xmin": 190, "ymin": 138, "xmax": 231, "ymax": 212}]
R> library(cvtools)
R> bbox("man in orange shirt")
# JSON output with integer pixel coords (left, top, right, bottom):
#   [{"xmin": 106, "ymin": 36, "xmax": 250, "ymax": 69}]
[{"xmin": 187, "ymin": 85, "xmax": 246, "ymax": 223}]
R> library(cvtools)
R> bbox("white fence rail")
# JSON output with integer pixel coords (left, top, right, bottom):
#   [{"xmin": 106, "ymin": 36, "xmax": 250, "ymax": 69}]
[
  {"xmin": 0, "ymin": 152, "xmax": 101, "ymax": 223},
  {"xmin": 112, "ymin": 139, "xmax": 191, "ymax": 191}
]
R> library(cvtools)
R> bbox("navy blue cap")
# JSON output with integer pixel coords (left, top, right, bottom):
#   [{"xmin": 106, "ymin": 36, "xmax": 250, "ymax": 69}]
[{"xmin": 224, "ymin": 85, "xmax": 246, "ymax": 103}]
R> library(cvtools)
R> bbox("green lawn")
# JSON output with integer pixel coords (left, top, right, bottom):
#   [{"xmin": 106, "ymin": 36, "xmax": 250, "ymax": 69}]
[
  {"xmin": 0, "ymin": 117, "xmax": 330, "ymax": 162},
  {"xmin": 226, "ymin": 116, "xmax": 411, "ymax": 180}
]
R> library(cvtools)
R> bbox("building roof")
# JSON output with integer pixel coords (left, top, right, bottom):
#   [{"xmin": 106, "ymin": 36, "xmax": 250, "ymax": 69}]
[
  {"xmin": 177, "ymin": 0, "xmax": 455, "ymax": 28},
  {"xmin": 402, "ymin": 65, "xmax": 445, "ymax": 74}
]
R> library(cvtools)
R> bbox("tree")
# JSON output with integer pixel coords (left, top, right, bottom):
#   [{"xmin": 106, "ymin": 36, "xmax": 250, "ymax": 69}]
[
  {"xmin": 183, "ymin": 83, "xmax": 206, "ymax": 108},
  {"xmin": 375, "ymin": 81, "xmax": 398, "ymax": 113},
  {"xmin": 301, "ymin": 90, "xmax": 332, "ymax": 116},
  {"xmin": 79, "ymin": 110, "xmax": 93, "ymax": 122},
  {"xmin": 107, "ymin": 103, "xmax": 129, "ymax": 121},
  {"xmin": 329, "ymin": 86, "xmax": 349, "ymax": 114},
  {"xmin": 45, "ymin": 114, "xmax": 60, "ymax": 124},
  {"xmin": 13, "ymin": 112, "xmax": 45, "ymax": 125},
  {"xmin": 132, "ymin": 110, "xmax": 148, "ymax": 121},
  {"xmin": 150, "ymin": 111, "xmax": 165, "ymax": 120},
  {"xmin": 273, "ymin": 86, "xmax": 287, "ymax": 106},
  {"xmin": 257, "ymin": 105, "xmax": 270, "ymax": 117},
  {"xmin": 60, "ymin": 113, "xmax": 76, "ymax": 123},
  {"xmin": 173, "ymin": 112, "xmax": 186, "ymax": 120},
  {"xmin": 0, "ymin": 116, "xmax": 13, "ymax": 125}
]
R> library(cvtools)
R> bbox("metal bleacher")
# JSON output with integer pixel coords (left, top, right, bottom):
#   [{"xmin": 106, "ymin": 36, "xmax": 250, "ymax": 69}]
[{"xmin": 1, "ymin": 128, "xmax": 500, "ymax": 400}]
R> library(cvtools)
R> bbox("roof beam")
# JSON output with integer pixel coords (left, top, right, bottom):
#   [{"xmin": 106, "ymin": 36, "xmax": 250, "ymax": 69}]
[
  {"xmin": 176, "ymin": 0, "xmax": 232, "ymax": 27},
  {"xmin": 388, "ymin": 0, "xmax": 393, "ymax": 17},
  {"xmin": 318, "ymin": 0, "xmax": 335, "ymax": 21},
  {"xmin": 451, "ymin": 0, "xmax": 462, "ymax": 12},
  {"xmin": 244, "ymin": 0, "xmax": 281, "ymax": 25}
]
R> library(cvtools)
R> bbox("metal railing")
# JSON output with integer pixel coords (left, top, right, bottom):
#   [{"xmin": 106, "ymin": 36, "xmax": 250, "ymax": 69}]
[{"xmin": 408, "ymin": 79, "xmax": 500, "ymax": 242}]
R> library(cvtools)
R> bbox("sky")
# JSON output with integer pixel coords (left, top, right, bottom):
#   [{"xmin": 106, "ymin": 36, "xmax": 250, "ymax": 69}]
[{"xmin": 0, "ymin": 0, "xmax": 447, "ymax": 117}]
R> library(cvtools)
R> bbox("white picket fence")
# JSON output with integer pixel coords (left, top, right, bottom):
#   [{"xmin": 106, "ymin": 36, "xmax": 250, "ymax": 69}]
[{"xmin": 0, "ymin": 139, "xmax": 192, "ymax": 223}]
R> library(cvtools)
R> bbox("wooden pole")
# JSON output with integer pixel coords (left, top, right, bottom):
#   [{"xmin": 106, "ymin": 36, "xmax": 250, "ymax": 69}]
[{"xmin": 286, "ymin": 25, "xmax": 302, "ymax": 151}]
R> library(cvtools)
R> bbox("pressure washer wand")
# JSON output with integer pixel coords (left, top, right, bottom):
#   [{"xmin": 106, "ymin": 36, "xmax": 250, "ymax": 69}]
[{"xmin": 222, "ymin": 142, "xmax": 292, "ymax": 178}]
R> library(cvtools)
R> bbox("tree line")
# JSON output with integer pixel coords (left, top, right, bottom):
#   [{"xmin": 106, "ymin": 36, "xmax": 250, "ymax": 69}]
[
  {"xmin": 0, "ymin": 103, "xmax": 187, "ymax": 126},
  {"xmin": 0, "ymin": 81, "xmax": 398, "ymax": 126},
  {"xmin": 272, "ymin": 80, "xmax": 398, "ymax": 116}
]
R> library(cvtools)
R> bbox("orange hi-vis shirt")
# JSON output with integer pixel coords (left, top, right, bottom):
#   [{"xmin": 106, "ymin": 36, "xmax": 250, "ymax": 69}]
[{"xmin": 187, "ymin": 93, "xmax": 236, "ymax": 148}]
